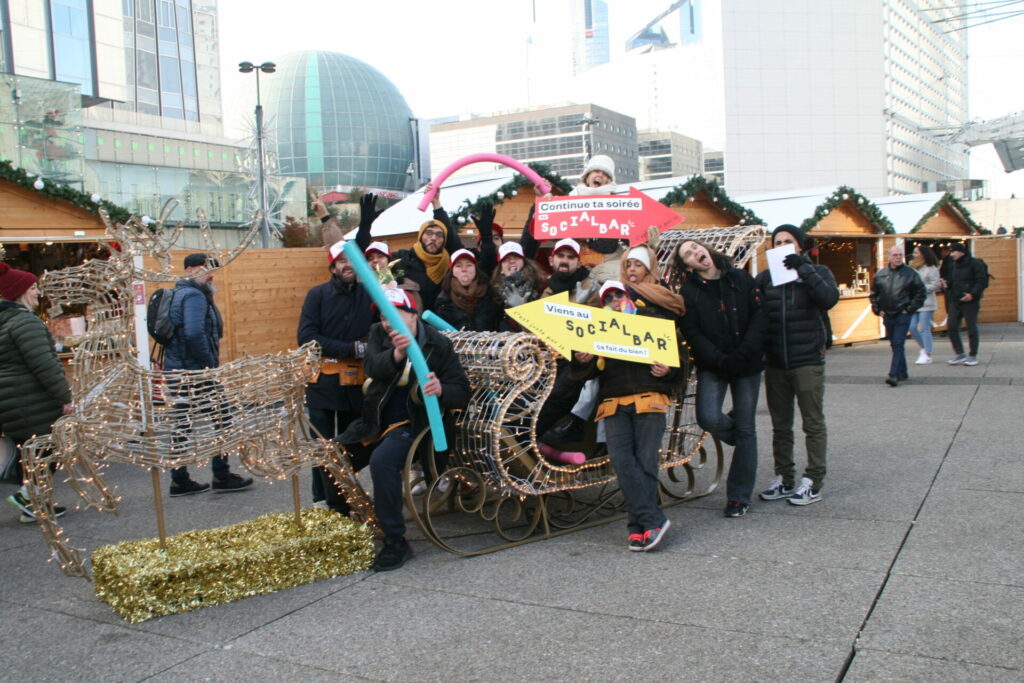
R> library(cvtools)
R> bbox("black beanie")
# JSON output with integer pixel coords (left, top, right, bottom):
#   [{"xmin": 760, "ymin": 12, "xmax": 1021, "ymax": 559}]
[
  {"xmin": 772, "ymin": 224, "xmax": 805, "ymax": 248},
  {"xmin": 948, "ymin": 243, "xmax": 967, "ymax": 253}
]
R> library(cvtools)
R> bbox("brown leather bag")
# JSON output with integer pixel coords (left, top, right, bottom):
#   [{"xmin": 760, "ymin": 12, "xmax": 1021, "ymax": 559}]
[{"xmin": 318, "ymin": 358, "xmax": 367, "ymax": 386}]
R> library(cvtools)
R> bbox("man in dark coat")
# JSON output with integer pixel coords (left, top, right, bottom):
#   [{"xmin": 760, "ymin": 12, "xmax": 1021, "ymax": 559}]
[
  {"xmin": 755, "ymin": 225, "xmax": 839, "ymax": 506},
  {"xmin": 941, "ymin": 243, "xmax": 987, "ymax": 366},
  {"xmin": 870, "ymin": 245, "xmax": 926, "ymax": 387},
  {"xmin": 164, "ymin": 253, "xmax": 253, "ymax": 496},
  {"xmin": 335, "ymin": 288, "xmax": 470, "ymax": 572},
  {"xmin": 298, "ymin": 239, "xmax": 377, "ymax": 511}
]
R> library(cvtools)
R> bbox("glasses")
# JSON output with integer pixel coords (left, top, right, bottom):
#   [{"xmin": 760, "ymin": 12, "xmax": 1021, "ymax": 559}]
[{"xmin": 602, "ymin": 291, "xmax": 626, "ymax": 304}]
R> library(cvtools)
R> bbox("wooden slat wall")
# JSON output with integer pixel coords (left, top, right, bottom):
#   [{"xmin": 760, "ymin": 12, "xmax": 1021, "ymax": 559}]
[
  {"xmin": 914, "ymin": 205, "xmax": 971, "ymax": 237},
  {"xmin": 146, "ymin": 248, "xmax": 330, "ymax": 363},
  {"xmin": 668, "ymin": 192, "xmax": 740, "ymax": 229},
  {"xmin": 0, "ymin": 181, "xmax": 108, "ymax": 239},
  {"xmin": 972, "ymin": 238, "xmax": 1018, "ymax": 323}
]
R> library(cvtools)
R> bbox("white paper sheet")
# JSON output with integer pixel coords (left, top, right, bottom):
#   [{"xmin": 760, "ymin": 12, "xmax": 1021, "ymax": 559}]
[{"xmin": 766, "ymin": 243, "xmax": 799, "ymax": 286}]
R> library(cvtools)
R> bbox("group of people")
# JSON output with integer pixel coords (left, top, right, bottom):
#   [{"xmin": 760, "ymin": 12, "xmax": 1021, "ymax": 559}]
[
  {"xmin": 870, "ymin": 241, "xmax": 989, "ymax": 387},
  {"xmin": 0, "ymin": 153, "xmax": 991, "ymax": 576}
]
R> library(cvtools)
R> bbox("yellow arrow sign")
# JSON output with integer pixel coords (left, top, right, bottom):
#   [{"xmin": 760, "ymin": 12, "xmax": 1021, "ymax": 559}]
[{"xmin": 507, "ymin": 291, "xmax": 680, "ymax": 367}]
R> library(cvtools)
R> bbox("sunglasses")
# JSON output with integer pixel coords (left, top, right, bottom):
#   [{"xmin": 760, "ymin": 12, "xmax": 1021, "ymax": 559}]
[{"xmin": 602, "ymin": 290, "xmax": 627, "ymax": 304}]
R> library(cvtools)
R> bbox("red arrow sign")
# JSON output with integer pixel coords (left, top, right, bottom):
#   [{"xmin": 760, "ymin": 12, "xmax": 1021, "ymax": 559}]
[{"xmin": 532, "ymin": 187, "xmax": 683, "ymax": 246}]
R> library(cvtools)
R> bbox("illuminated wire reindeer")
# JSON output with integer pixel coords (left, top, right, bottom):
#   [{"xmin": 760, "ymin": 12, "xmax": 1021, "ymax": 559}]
[{"xmin": 20, "ymin": 205, "xmax": 374, "ymax": 578}]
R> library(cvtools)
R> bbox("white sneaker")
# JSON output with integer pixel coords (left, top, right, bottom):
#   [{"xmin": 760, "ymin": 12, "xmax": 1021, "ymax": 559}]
[
  {"xmin": 964, "ymin": 356, "xmax": 979, "ymax": 366},
  {"xmin": 915, "ymin": 350, "xmax": 932, "ymax": 365},
  {"xmin": 947, "ymin": 354, "xmax": 967, "ymax": 365},
  {"xmin": 787, "ymin": 477, "xmax": 822, "ymax": 506}
]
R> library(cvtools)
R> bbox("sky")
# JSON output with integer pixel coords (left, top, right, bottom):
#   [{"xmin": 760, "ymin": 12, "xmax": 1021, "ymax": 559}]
[{"xmin": 216, "ymin": 0, "xmax": 1024, "ymax": 198}]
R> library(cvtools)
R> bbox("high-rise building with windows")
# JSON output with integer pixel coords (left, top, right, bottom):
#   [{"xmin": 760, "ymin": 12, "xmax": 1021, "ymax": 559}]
[
  {"xmin": 572, "ymin": 0, "xmax": 610, "ymax": 75},
  {"xmin": 722, "ymin": 0, "xmax": 969, "ymax": 196},
  {"xmin": 430, "ymin": 103, "xmax": 638, "ymax": 185},
  {"xmin": 0, "ymin": 0, "xmax": 303, "ymax": 230},
  {"xmin": 638, "ymin": 131, "xmax": 702, "ymax": 181}
]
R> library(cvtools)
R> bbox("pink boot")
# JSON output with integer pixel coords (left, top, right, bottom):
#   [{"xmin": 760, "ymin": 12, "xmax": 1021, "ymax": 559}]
[{"xmin": 539, "ymin": 443, "xmax": 586, "ymax": 465}]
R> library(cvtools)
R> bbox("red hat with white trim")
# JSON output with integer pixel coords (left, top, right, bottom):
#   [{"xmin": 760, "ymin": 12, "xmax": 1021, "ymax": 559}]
[
  {"xmin": 449, "ymin": 248, "xmax": 476, "ymax": 266},
  {"xmin": 498, "ymin": 242, "xmax": 524, "ymax": 261},
  {"xmin": 599, "ymin": 280, "xmax": 627, "ymax": 300},
  {"xmin": 553, "ymin": 237, "xmax": 581, "ymax": 256},
  {"xmin": 380, "ymin": 287, "xmax": 418, "ymax": 313},
  {"xmin": 364, "ymin": 241, "xmax": 390, "ymax": 259},
  {"xmin": 327, "ymin": 239, "xmax": 347, "ymax": 264}
]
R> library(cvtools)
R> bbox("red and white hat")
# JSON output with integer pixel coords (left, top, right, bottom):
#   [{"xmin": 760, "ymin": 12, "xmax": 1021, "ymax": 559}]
[
  {"xmin": 553, "ymin": 237, "xmax": 581, "ymax": 256},
  {"xmin": 382, "ymin": 287, "xmax": 418, "ymax": 312},
  {"xmin": 365, "ymin": 241, "xmax": 390, "ymax": 259},
  {"xmin": 449, "ymin": 248, "xmax": 476, "ymax": 266},
  {"xmin": 599, "ymin": 280, "xmax": 627, "ymax": 300},
  {"xmin": 327, "ymin": 239, "xmax": 347, "ymax": 264},
  {"xmin": 498, "ymin": 242, "xmax": 524, "ymax": 262}
]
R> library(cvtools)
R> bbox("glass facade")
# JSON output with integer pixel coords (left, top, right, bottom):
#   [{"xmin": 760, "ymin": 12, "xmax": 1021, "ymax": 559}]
[
  {"xmin": 260, "ymin": 51, "xmax": 415, "ymax": 192},
  {"xmin": 572, "ymin": 0, "xmax": 610, "ymax": 75},
  {"xmin": 49, "ymin": 0, "xmax": 95, "ymax": 97},
  {"xmin": 0, "ymin": 73, "xmax": 85, "ymax": 187},
  {"xmin": 117, "ymin": 0, "xmax": 198, "ymax": 120}
]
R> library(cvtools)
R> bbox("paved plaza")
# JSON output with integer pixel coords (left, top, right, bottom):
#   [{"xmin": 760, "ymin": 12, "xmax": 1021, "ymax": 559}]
[{"xmin": 2, "ymin": 322, "xmax": 1022, "ymax": 681}]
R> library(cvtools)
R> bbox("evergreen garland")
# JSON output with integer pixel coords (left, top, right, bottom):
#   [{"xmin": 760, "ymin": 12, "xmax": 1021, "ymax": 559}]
[
  {"xmin": 659, "ymin": 175, "xmax": 765, "ymax": 226},
  {"xmin": 449, "ymin": 163, "xmax": 572, "ymax": 224},
  {"xmin": 0, "ymin": 159, "xmax": 131, "ymax": 223},
  {"xmin": 800, "ymin": 185, "xmax": 895, "ymax": 234},
  {"xmin": 910, "ymin": 192, "xmax": 980, "ymax": 234}
]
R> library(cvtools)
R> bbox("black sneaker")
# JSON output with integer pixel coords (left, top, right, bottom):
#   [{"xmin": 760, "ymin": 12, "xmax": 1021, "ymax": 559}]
[
  {"xmin": 885, "ymin": 375, "xmax": 898, "ymax": 387},
  {"xmin": 543, "ymin": 415, "xmax": 585, "ymax": 445},
  {"xmin": 642, "ymin": 519, "xmax": 671, "ymax": 552},
  {"xmin": 724, "ymin": 500, "xmax": 749, "ymax": 518},
  {"xmin": 211, "ymin": 473, "xmax": 254, "ymax": 493},
  {"xmin": 7, "ymin": 490, "xmax": 67, "ymax": 523},
  {"xmin": 628, "ymin": 532, "xmax": 645, "ymax": 552},
  {"xmin": 372, "ymin": 536, "xmax": 412, "ymax": 572},
  {"xmin": 169, "ymin": 479, "xmax": 211, "ymax": 497}
]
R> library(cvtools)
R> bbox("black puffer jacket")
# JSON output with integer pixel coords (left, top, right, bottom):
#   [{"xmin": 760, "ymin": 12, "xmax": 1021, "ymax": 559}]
[
  {"xmin": 0, "ymin": 302, "xmax": 71, "ymax": 442},
  {"xmin": 755, "ymin": 257, "xmax": 839, "ymax": 369},
  {"xmin": 680, "ymin": 265, "xmax": 766, "ymax": 378},
  {"xmin": 432, "ymin": 288, "xmax": 501, "ymax": 332},
  {"xmin": 336, "ymin": 322, "xmax": 471, "ymax": 447},
  {"xmin": 945, "ymin": 252, "xmax": 988, "ymax": 302},
  {"xmin": 297, "ymin": 277, "xmax": 377, "ymax": 411},
  {"xmin": 870, "ymin": 265, "xmax": 925, "ymax": 315}
]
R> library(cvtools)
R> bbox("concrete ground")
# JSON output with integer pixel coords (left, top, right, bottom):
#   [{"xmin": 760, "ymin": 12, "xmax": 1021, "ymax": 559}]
[{"xmin": 2, "ymin": 322, "xmax": 1021, "ymax": 682}]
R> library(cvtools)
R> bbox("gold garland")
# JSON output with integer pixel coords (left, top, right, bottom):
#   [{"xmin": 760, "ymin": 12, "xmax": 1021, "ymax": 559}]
[{"xmin": 93, "ymin": 508, "xmax": 374, "ymax": 623}]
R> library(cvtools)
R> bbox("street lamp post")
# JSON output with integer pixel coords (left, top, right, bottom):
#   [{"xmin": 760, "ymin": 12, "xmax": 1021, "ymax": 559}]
[{"xmin": 239, "ymin": 61, "xmax": 276, "ymax": 248}]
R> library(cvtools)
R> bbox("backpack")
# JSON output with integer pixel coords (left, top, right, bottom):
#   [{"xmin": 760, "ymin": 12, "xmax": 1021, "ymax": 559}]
[
  {"xmin": 974, "ymin": 257, "xmax": 991, "ymax": 292},
  {"xmin": 146, "ymin": 288, "xmax": 178, "ymax": 346}
]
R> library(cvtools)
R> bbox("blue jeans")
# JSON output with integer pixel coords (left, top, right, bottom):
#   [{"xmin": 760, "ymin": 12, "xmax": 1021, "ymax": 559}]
[
  {"xmin": 604, "ymin": 404, "xmax": 667, "ymax": 535},
  {"xmin": 883, "ymin": 312, "xmax": 912, "ymax": 378},
  {"xmin": 908, "ymin": 310, "xmax": 934, "ymax": 355},
  {"xmin": 369, "ymin": 428, "xmax": 415, "ymax": 539},
  {"xmin": 695, "ymin": 370, "xmax": 761, "ymax": 505}
]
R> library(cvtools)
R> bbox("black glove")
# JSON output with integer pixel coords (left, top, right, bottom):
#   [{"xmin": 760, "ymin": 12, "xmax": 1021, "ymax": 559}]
[
  {"xmin": 474, "ymin": 201, "xmax": 495, "ymax": 239},
  {"xmin": 359, "ymin": 193, "xmax": 383, "ymax": 228},
  {"xmin": 783, "ymin": 253, "xmax": 807, "ymax": 270}
]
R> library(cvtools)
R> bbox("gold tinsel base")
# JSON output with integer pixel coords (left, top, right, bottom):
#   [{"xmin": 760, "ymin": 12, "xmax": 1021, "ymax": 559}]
[{"xmin": 92, "ymin": 508, "xmax": 374, "ymax": 623}]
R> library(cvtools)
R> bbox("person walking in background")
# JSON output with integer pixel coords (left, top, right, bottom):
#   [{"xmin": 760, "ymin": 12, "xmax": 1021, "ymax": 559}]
[
  {"xmin": 164, "ymin": 253, "xmax": 254, "ymax": 496},
  {"xmin": 870, "ymin": 245, "xmax": 926, "ymax": 387},
  {"xmin": 674, "ymin": 239, "xmax": 766, "ymax": 519},
  {"xmin": 941, "ymin": 243, "xmax": 987, "ymax": 367},
  {"xmin": 755, "ymin": 225, "xmax": 839, "ymax": 507},
  {"xmin": 0, "ymin": 264, "xmax": 72, "ymax": 522},
  {"xmin": 908, "ymin": 244, "xmax": 941, "ymax": 365}
]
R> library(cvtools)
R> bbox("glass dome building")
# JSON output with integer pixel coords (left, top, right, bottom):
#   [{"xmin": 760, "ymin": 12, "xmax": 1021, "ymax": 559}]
[{"xmin": 261, "ymin": 51, "xmax": 415, "ymax": 191}]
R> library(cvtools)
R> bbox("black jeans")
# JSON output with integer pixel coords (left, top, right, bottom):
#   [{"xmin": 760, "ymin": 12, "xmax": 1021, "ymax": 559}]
[
  {"xmin": 947, "ymin": 299, "xmax": 980, "ymax": 357},
  {"xmin": 168, "ymin": 378, "xmax": 230, "ymax": 484},
  {"xmin": 308, "ymin": 407, "xmax": 359, "ymax": 507},
  {"xmin": 369, "ymin": 428, "xmax": 415, "ymax": 538}
]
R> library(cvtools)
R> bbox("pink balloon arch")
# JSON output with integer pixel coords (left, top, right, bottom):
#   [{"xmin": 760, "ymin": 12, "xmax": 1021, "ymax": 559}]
[{"xmin": 417, "ymin": 153, "xmax": 553, "ymax": 212}]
